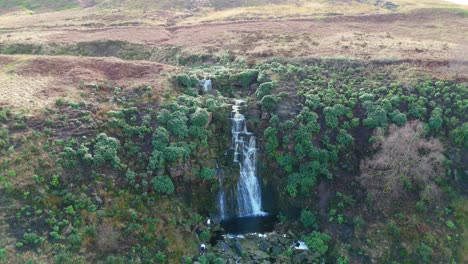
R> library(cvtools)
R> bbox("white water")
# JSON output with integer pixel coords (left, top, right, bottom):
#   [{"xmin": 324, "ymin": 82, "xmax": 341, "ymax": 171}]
[
  {"xmin": 231, "ymin": 100, "xmax": 264, "ymax": 217},
  {"xmin": 200, "ymin": 78, "xmax": 212, "ymax": 92},
  {"xmin": 216, "ymin": 162, "xmax": 226, "ymax": 219}
]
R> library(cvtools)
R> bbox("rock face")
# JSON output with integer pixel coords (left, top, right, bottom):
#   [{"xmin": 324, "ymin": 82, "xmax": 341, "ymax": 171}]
[{"xmin": 201, "ymin": 232, "xmax": 321, "ymax": 263}]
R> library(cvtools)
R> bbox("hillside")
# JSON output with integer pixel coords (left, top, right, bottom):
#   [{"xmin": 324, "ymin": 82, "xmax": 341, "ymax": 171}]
[{"xmin": 0, "ymin": 1, "xmax": 467, "ymax": 264}]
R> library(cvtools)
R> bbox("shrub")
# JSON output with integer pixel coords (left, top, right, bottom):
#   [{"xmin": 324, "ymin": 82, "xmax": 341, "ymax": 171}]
[
  {"xmin": 428, "ymin": 107, "xmax": 443, "ymax": 131},
  {"xmin": 359, "ymin": 121, "xmax": 445, "ymax": 212},
  {"xmin": 336, "ymin": 129, "xmax": 354, "ymax": 147},
  {"xmin": 151, "ymin": 176, "xmax": 175, "ymax": 195},
  {"xmin": 152, "ymin": 127, "xmax": 170, "ymax": 151},
  {"xmin": 164, "ymin": 145, "xmax": 190, "ymax": 162},
  {"xmin": 231, "ymin": 69, "xmax": 259, "ymax": 88},
  {"xmin": 148, "ymin": 150, "xmax": 165, "ymax": 170},
  {"xmin": 363, "ymin": 105, "xmax": 387, "ymax": 129},
  {"xmin": 264, "ymin": 127, "xmax": 278, "ymax": 156},
  {"xmin": 200, "ymin": 168, "xmax": 215, "ymax": 180},
  {"xmin": 300, "ymin": 209, "xmax": 318, "ymax": 229},
  {"xmin": 260, "ymin": 95, "xmax": 278, "ymax": 112},
  {"xmin": 167, "ymin": 111, "xmax": 188, "ymax": 138},
  {"xmin": 199, "ymin": 230, "xmax": 210, "ymax": 242},
  {"xmin": 446, "ymin": 220, "xmax": 456, "ymax": 230},
  {"xmin": 323, "ymin": 106, "xmax": 339, "ymax": 128},
  {"xmin": 93, "ymin": 133, "xmax": 121, "ymax": 169},
  {"xmin": 450, "ymin": 122, "xmax": 467, "ymax": 147},
  {"xmin": 176, "ymin": 74, "xmax": 198, "ymax": 87},
  {"xmin": 390, "ymin": 110, "xmax": 407, "ymax": 126},
  {"xmin": 303, "ymin": 231, "xmax": 331, "ymax": 255},
  {"xmin": 190, "ymin": 108, "xmax": 210, "ymax": 127},
  {"xmin": 256, "ymin": 82, "xmax": 275, "ymax": 99}
]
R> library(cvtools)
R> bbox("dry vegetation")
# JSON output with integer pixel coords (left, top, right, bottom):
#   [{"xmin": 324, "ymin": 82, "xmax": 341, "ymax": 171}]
[{"xmin": 359, "ymin": 121, "xmax": 446, "ymax": 214}]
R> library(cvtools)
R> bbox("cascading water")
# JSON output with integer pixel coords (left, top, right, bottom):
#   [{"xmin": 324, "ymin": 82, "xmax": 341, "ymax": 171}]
[
  {"xmin": 216, "ymin": 162, "xmax": 226, "ymax": 220},
  {"xmin": 231, "ymin": 100, "xmax": 264, "ymax": 217}
]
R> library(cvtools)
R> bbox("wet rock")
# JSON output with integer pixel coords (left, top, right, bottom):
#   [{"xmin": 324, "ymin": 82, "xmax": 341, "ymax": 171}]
[
  {"xmin": 258, "ymin": 241, "xmax": 272, "ymax": 252},
  {"xmin": 220, "ymin": 241, "xmax": 233, "ymax": 254},
  {"xmin": 95, "ymin": 195, "xmax": 103, "ymax": 204},
  {"xmin": 234, "ymin": 241, "xmax": 243, "ymax": 255},
  {"xmin": 293, "ymin": 252, "xmax": 310, "ymax": 263},
  {"xmin": 271, "ymin": 245, "xmax": 283, "ymax": 256},
  {"xmin": 252, "ymin": 250, "xmax": 270, "ymax": 261}
]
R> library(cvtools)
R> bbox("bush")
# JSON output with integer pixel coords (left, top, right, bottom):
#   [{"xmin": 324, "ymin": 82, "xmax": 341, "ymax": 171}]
[
  {"xmin": 264, "ymin": 127, "xmax": 278, "ymax": 156},
  {"xmin": 300, "ymin": 209, "xmax": 318, "ymax": 229},
  {"xmin": 176, "ymin": 74, "xmax": 198, "ymax": 87},
  {"xmin": 93, "ymin": 133, "xmax": 121, "ymax": 169},
  {"xmin": 260, "ymin": 95, "xmax": 278, "ymax": 112},
  {"xmin": 390, "ymin": 110, "xmax": 407, "ymax": 126},
  {"xmin": 200, "ymin": 168, "xmax": 215, "ymax": 180},
  {"xmin": 148, "ymin": 150, "xmax": 165, "ymax": 170},
  {"xmin": 164, "ymin": 145, "xmax": 190, "ymax": 162},
  {"xmin": 190, "ymin": 108, "xmax": 210, "ymax": 127},
  {"xmin": 231, "ymin": 69, "xmax": 259, "ymax": 88},
  {"xmin": 303, "ymin": 231, "xmax": 331, "ymax": 255},
  {"xmin": 167, "ymin": 111, "xmax": 188, "ymax": 138},
  {"xmin": 450, "ymin": 122, "xmax": 467, "ymax": 147},
  {"xmin": 428, "ymin": 107, "xmax": 443, "ymax": 131},
  {"xmin": 152, "ymin": 127, "xmax": 169, "ymax": 151},
  {"xmin": 359, "ymin": 121, "xmax": 445, "ymax": 212},
  {"xmin": 256, "ymin": 82, "xmax": 275, "ymax": 99},
  {"xmin": 151, "ymin": 176, "xmax": 175, "ymax": 195}
]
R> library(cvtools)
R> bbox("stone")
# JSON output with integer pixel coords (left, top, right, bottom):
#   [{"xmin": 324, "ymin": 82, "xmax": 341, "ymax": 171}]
[
  {"xmin": 259, "ymin": 241, "xmax": 272, "ymax": 253},
  {"xmin": 293, "ymin": 252, "xmax": 312, "ymax": 264},
  {"xmin": 220, "ymin": 241, "xmax": 233, "ymax": 254},
  {"xmin": 234, "ymin": 241, "xmax": 243, "ymax": 255},
  {"xmin": 252, "ymin": 250, "xmax": 270, "ymax": 260},
  {"xmin": 271, "ymin": 246, "xmax": 283, "ymax": 256}
]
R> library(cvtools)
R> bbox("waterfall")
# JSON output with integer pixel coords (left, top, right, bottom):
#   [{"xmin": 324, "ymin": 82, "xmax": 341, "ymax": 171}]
[
  {"xmin": 199, "ymin": 78, "xmax": 212, "ymax": 92},
  {"xmin": 216, "ymin": 162, "xmax": 226, "ymax": 219},
  {"xmin": 231, "ymin": 100, "xmax": 264, "ymax": 217}
]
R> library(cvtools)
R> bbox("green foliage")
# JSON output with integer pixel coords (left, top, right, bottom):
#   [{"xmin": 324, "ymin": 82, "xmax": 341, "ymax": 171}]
[
  {"xmin": 148, "ymin": 150, "xmax": 165, "ymax": 170},
  {"xmin": 151, "ymin": 176, "xmax": 175, "ymax": 195},
  {"xmin": 363, "ymin": 104, "xmax": 387, "ymax": 129},
  {"xmin": 300, "ymin": 209, "xmax": 318, "ymax": 229},
  {"xmin": 260, "ymin": 95, "xmax": 278, "ymax": 112},
  {"xmin": 0, "ymin": 128, "xmax": 10, "ymax": 150},
  {"xmin": 256, "ymin": 82, "xmax": 276, "ymax": 99},
  {"xmin": 428, "ymin": 107, "xmax": 443, "ymax": 132},
  {"xmin": 152, "ymin": 127, "xmax": 170, "ymax": 151},
  {"xmin": 93, "ymin": 133, "xmax": 121, "ymax": 169},
  {"xmin": 303, "ymin": 231, "xmax": 331, "ymax": 255},
  {"xmin": 0, "ymin": 248, "xmax": 5, "ymax": 261},
  {"xmin": 167, "ymin": 111, "xmax": 189, "ymax": 138},
  {"xmin": 450, "ymin": 122, "xmax": 467, "ymax": 147},
  {"xmin": 190, "ymin": 108, "xmax": 210, "ymax": 127},
  {"xmin": 417, "ymin": 242, "xmax": 433, "ymax": 263},
  {"xmin": 389, "ymin": 110, "xmax": 407, "ymax": 126},
  {"xmin": 445, "ymin": 220, "xmax": 456, "ymax": 230},
  {"xmin": 176, "ymin": 74, "xmax": 198, "ymax": 88},
  {"xmin": 336, "ymin": 129, "xmax": 354, "ymax": 147},
  {"xmin": 199, "ymin": 230, "xmax": 210, "ymax": 242},
  {"xmin": 264, "ymin": 127, "xmax": 278, "ymax": 156},
  {"xmin": 164, "ymin": 144, "xmax": 190, "ymax": 162},
  {"xmin": 230, "ymin": 69, "xmax": 259, "ymax": 88},
  {"xmin": 199, "ymin": 168, "xmax": 215, "ymax": 180}
]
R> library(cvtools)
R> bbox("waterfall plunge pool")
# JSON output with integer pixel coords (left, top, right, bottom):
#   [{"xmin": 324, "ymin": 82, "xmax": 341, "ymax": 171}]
[{"xmin": 220, "ymin": 214, "xmax": 276, "ymax": 235}]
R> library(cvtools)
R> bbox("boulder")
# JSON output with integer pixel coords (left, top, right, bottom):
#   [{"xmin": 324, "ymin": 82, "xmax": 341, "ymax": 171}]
[
  {"xmin": 234, "ymin": 241, "xmax": 243, "ymax": 255},
  {"xmin": 252, "ymin": 250, "xmax": 270, "ymax": 261},
  {"xmin": 259, "ymin": 241, "xmax": 272, "ymax": 253}
]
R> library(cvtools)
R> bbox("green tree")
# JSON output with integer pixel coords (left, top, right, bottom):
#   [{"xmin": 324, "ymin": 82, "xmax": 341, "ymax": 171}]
[
  {"xmin": 303, "ymin": 231, "xmax": 331, "ymax": 255},
  {"xmin": 151, "ymin": 176, "xmax": 175, "ymax": 195},
  {"xmin": 93, "ymin": 133, "xmax": 121, "ymax": 169}
]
